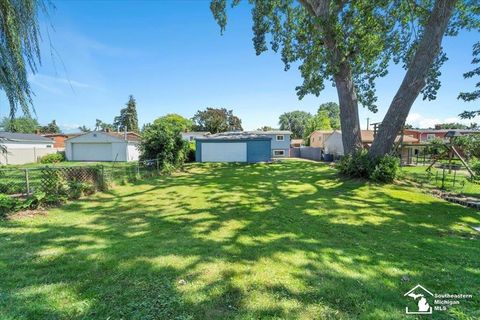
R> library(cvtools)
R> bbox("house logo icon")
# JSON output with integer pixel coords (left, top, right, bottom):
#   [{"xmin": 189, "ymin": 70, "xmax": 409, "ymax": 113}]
[{"xmin": 404, "ymin": 284, "xmax": 433, "ymax": 315}]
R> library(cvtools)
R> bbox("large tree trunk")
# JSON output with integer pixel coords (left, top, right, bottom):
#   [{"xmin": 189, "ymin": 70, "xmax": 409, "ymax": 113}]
[
  {"xmin": 301, "ymin": 0, "xmax": 362, "ymax": 154},
  {"xmin": 333, "ymin": 63, "xmax": 363, "ymax": 154},
  {"xmin": 369, "ymin": 0, "xmax": 457, "ymax": 158}
]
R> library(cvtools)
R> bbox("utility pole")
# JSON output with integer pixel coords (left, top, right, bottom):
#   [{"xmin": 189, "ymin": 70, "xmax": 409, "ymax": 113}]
[{"xmin": 366, "ymin": 117, "xmax": 370, "ymax": 131}]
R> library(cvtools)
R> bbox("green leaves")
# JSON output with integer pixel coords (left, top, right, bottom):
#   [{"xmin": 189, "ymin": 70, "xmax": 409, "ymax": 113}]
[{"xmin": 0, "ymin": 0, "xmax": 49, "ymax": 118}]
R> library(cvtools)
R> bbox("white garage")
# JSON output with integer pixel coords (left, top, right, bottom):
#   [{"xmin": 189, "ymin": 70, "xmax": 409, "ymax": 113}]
[{"xmin": 65, "ymin": 131, "xmax": 140, "ymax": 162}]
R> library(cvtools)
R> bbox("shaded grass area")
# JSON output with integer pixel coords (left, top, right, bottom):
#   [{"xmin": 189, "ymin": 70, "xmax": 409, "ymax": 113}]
[
  {"xmin": 400, "ymin": 165, "xmax": 480, "ymax": 198},
  {"xmin": 0, "ymin": 160, "xmax": 479, "ymax": 319}
]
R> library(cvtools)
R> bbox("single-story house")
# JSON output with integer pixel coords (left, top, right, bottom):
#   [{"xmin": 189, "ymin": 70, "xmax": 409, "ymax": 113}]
[
  {"xmin": 0, "ymin": 132, "xmax": 56, "ymax": 165},
  {"xmin": 65, "ymin": 131, "xmax": 140, "ymax": 162},
  {"xmin": 181, "ymin": 131, "xmax": 210, "ymax": 142},
  {"xmin": 215, "ymin": 130, "xmax": 292, "ymax": 158},
  {"xmin": 309, "ymin": 130, "xmax": 335, "ymax": 148},
  {"xmin": 42, "ymin": 133, "xmax": 80, "ymax": 149},
  {"xmin": 324, "ymin": 130, "xmax": 419, "ymax": 157},
  {"xmin": 195, "ymin": 133, "xmax": 271, "ymax": 163},
  {"xmin": 290, "ymin": 139, "xmax": 304, "ymax": 148}
]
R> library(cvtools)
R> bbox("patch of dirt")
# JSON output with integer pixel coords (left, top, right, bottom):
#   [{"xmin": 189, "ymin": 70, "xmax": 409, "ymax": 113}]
[{"xmin": 8, "ymin": 208, "xmax": 49, "ymax": 220}]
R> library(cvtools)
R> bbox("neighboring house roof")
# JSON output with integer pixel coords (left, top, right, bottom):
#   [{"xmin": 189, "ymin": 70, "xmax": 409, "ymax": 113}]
[
  {"xmin": 404, "ymin": 129, "xmax": 479, "ymax": 134},
  {"xmin": 104, "ymin": 131, "xmax": 141, "ymax": 142},
  {"xmin": 291, "ymin": 139, "xmax": 304, "ymax": 145},
  {"xmin": 197, "ymin": 132, "xmax": 271, "ymax": 141},
  {"xmin": 181, "ymin": 131, "xmax": 210, "ymax": 135},
  {"xmin": 308, "ymin": 130, "xmax": 335, "ymax": 138},
  {"xmin": 66, "ymin": 131, "xmax": 141, "ymax": 142},
  {"xmin": 218, "ymin": 130, "xmax": 292, "ymax": 136},
  {"xmin": 0, "ymin": 132, "xmax": 53, "ymax": 143},
  {"xmin": 325, "ymin": 130, "xmax": 419, "ymax": 144},
  {"xmin": 42, "ymin": 133, "xmax": 81, "ymax": 138},
  {"xmin": 244, "ymin": 130, "xmax": 292, "ymax": 135}
]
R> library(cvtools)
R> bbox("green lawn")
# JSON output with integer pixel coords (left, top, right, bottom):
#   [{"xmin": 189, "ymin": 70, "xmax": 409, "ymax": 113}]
[
  {"xmin": 1, "ymin": 160, "xmax": 479, "ymax": 319},
  {"xmin": 400, "ymin": 165, "xmax": 480, "ymax": 198}
]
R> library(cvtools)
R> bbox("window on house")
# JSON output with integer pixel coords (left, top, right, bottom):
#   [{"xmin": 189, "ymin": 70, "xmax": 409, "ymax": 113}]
[
  {"xmin": 276, "ymin": 135, "xmax": 284, "ymax": 141},
  {"xmin": 273, "ymin": 150, "xmax": 285, "ymax": 156},
  {"xmin": 427, "ymin": 134, "xmax": 435, "ymax": 140},
  {"xmin": 312, "ymin": 137, "xmax": 315, "ymax": 142}
]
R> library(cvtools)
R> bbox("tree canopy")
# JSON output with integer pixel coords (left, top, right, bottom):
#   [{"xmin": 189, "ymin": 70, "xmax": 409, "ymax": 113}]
[
  {"xmin": 161, "ymin": 114, "xmax": 193, "ymax": 132},
  {"xmin": 211, "ymin": 0, "xmax": 479, "ymax": 157},
  {"xmin": 38, "ymin": 120, "xmax": 61, "ymax": 133},
  {"xmin": 114, "ymin": 95, "xmax": 139, "ymax": 132},
  {"xmin": 278, "ymin": 110, "xmax": 312, "ymax": 139},
  {"xmin": 139, "ymin": 115, "xmax": 189, "ymax": 168},
  {"xmin": 192, "ymin": 107, "xmax": 243, "ymax": 133},
  {"xmin": 0, "ymin": 116, "xmax": 39, "ymax": 133},
  {"xmin": 459, "ymin": 41, "xmax": 480, "ymax": 120},
  {"xmin": 0, "ymin": 0, "xmax": 48, "ymax": 118}
]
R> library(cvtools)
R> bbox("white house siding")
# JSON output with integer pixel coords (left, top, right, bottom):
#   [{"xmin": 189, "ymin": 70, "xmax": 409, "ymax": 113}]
[
  {"xmin": 2, "ymin": 141, "xmax": 53, "ymax": 149},
  {"xmin": 127, "ymin": 143, "xmax": 140, "ymax": 161},
  {"xmin": 0, "ymin": 147, "xmax": 58, "ymax": 165},
  {"xmin": 324, "ymin": 132, "xmax": 344, "ymax": 156}
]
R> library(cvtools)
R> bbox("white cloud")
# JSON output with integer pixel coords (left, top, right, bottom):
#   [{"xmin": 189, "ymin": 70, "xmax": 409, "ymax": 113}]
[
  {"xmin": 28, "ymin": 74, "xmax": 94, "ymax": 95},
  {"xmin": 406, "ymin": 112, "xmax": 479, "ymax": 128}
]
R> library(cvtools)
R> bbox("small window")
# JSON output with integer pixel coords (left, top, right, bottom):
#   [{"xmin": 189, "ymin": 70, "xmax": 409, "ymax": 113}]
[
  {"xmin": 276, "ymin": 135, "xmax": 284, "ymax": 141},
  {"xmin": 427, "ymin": 134, "xmax": 435, "ymax": 140},
  {"xmin": 273, "ymin": 149, "xmax": 285, "ymax": 156},
  {"xmin": 312, "ymin": 137, "xmax": 315, "ymax": 142},
  {"xmin": 46, "ymin": 145, "xmax": 52, "ymax": 148}
]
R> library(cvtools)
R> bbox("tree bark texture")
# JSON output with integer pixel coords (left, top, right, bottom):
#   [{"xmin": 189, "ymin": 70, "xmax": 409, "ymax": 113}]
[{"xmin": 369, "ymin": 0, "xmax": 457, "ymax": 158}]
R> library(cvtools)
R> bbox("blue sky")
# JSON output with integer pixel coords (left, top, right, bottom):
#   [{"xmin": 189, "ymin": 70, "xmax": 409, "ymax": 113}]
[{"xmin": 1, "ymin": 1, "xmax": 478, "ymax": 132}]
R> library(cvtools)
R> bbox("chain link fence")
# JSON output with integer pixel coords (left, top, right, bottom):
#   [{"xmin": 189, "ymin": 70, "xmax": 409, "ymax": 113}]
[{"xmin": 0, "ymin": 159, "xmax": 164, "ymax": 198}]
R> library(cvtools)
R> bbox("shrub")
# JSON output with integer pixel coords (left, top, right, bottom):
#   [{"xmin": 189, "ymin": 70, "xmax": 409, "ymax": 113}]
[
  {"xmin": 0, "ymin": 194, "xmax": 18, "ymax": 218},
  {"xmin": 371, "ymin": 155, "xmax": 400, "ymax": 183},
  {"xmin": 337, "ymin": 150, "xmax": 399, "ymax": 183},
  {"xmin": 139, "ymin": 116, "xmax": 189, "ymax": 169},
  {"xmin": 40, "ymin": 152, "xmax": 65, "ymax": 164},
  {"xmin": 186, "ymin": 142, "xmax": 196, "ymax": 163},
  {"xmin": 471, "ymin": 159, "xmax": 480, "ymax": 177},
  {"xmin": 68, "ymin": 181, "xmax": 95, "ymax": 199},
  {"xmin": 337, "ymin": 150, "xmax": 374, "ymax": 179}
]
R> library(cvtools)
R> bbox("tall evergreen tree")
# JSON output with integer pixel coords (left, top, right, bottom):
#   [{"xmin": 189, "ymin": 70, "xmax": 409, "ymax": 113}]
[{"xmin": 114, "ymin": 95, "xmax": 139, "ymax": 132}]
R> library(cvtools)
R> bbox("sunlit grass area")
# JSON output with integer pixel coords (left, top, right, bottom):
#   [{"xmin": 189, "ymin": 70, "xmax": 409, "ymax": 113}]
[
  {"xmin": 1, "ymin": 160, "xmax": 479, "ymax": 319},
  {"xmin": 400, "ymin": 165, "xmax": 480, "ymax": 198}
]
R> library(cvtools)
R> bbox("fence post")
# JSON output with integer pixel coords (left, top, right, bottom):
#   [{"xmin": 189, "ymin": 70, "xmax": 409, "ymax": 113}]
[
  {"xmin": 25, "ymin": 168, "xmax": 30, "ymax": 195},
  {"xmin": 441, "ymin": 167, "xmax": 446, "ymax": 189},
  {"xmin": 453, "ymin": 169, "xmax": 457, "ymax": 188},
  {"xmin": 100, "ymin": 165, "xmax": 105, "ymax": 190}
]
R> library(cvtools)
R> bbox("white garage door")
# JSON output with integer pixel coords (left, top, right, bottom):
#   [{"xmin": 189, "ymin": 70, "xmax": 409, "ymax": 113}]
[
  {"xmin": 202, "ymin": 142, "xmax": 247, "ymax": 162},
  {"xmin": 72, "ymin": 143, "xmax": 112, "ymax": 161}
]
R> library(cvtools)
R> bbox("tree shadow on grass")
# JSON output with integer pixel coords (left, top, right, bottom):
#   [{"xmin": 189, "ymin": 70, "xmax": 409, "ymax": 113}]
[{"xmin": 1, "ymin": 161, "xmax": 479, "ymax": 319}]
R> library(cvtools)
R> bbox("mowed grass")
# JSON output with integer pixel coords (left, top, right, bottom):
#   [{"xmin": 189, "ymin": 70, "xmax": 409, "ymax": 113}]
[
  {"xmin": 400, "ymin": 166, "xmax": 480, "ymax": 198},
  {"xmin": 1, "ymin": 160, "xmax": 479, "ymax": 319}
]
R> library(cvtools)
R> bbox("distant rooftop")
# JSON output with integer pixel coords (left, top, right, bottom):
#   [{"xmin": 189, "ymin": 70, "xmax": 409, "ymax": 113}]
[
  {"xmin": 219, "ymin": 130, "xmax": 292, "ymax": 135},
  {"xmin": 0, "ymin": 132, "xmax": 53, "ymax": 143}
]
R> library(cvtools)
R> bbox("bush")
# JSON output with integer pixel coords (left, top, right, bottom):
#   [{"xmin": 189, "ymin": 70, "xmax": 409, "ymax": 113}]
[
  {"xmin": 471, "ymin": 159, "xmax": 480, "ymax": 177},
  {"xmin": 68, "ymin": 181, "xmax": 95, "ymax": 199},
  {"xmin": 337, "ymin": 150, "xmax": 399, "ymax": 183},
  {"xmin": 371, "ymin": 155, "xmax": 400, "ymax": 183},
  {"xmin": 40, "ymin": 152, "xmax": 65, "ymax": 164},
  {"xmin": 337, "ymin": 150, "xmax": 374, "ymax": 179},
  {"xmin": 0, "ymin": 194, "xmax": 18, "ymax": 218},
  {"xmin": 139, "ymin": 116, "xmax": 189, "ymax": 169},
  {"xmin": 186, "ymin": 142, "xmax": 196, "ymax": 163}
]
